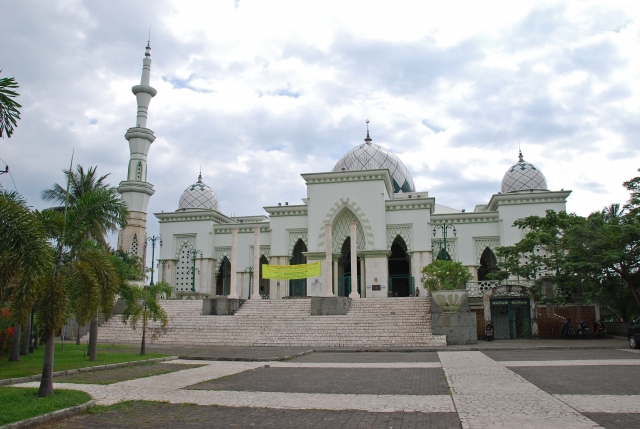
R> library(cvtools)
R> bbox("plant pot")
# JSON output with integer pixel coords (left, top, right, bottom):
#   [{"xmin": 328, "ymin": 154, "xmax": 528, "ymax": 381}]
[{"xmin": 431, "ymin": 290, "xmax": 467, "ymax": 312}]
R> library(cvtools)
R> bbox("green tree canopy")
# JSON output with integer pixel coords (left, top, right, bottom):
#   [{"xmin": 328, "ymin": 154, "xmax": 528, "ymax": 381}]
[{"xmin": 121, "ymin": 282, "xmax": 172, "ymax": 355}]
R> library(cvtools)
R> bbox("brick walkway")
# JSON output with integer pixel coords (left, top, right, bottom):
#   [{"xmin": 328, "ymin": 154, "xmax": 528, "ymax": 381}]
[{"xmin": 11, "ymin": 347, "xmax": 640, "ymax": 428}]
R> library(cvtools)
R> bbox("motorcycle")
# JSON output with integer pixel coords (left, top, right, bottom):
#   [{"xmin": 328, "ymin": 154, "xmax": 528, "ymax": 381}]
[
  {"xmin": 594, "ymin": 321, "xmax": 606, "ymax": 339},
  {"xmin": 562, "ymin": 319, "xmax": 574, "ymax": 339},
  {"xmin": 576, "ymin": 321, "xmax": 589, "ymax": 339},
  {"xmin": 485, "ymin": 323, "xmax": 495, "ymax": 341}
]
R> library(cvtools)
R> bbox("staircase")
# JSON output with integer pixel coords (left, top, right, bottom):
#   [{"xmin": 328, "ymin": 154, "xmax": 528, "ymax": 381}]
[{"xmin": 90, "ymin": 297, "xmax": 446, "ymax": 347}]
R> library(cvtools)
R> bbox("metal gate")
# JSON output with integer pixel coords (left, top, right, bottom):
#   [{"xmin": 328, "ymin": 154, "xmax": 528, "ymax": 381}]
[
  {"xmin": 388, "ymin": 275, "xmax": 415, "ymax": 297},
  {"xmin": 338, "ymin": 276, "xmax": 361, "ymax": 296},
  {"xmin": 490, "ymin": 298, "xmax": 532, "ymax": 339},
  {"xmin": 289, "ymin": 279, "xmax": 306, "ymax": 297}
]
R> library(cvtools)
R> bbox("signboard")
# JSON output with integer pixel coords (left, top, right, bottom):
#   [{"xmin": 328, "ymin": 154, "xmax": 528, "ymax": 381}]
[{"xmin": 262, "ymin": 262, "xmax": 321, "ymax": 280}]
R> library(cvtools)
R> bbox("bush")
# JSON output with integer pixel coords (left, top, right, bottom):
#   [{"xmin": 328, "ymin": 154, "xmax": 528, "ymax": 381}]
[{"xmin": 421, "ymin": 260, "xmax": 472, "ymax": 291}]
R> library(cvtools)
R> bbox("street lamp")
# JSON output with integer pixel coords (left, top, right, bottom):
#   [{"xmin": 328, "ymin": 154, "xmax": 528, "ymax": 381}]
[
  {"xmin": 433, "ymin": 223, "xmax": 457, "ymax": 260},
  {"xmin": 146, "ymin": 235, "xmax": 163, "ymax": 285},
  {"xmin": 189, "ymin": 249, "xmax": 204, "ymax": 292}
]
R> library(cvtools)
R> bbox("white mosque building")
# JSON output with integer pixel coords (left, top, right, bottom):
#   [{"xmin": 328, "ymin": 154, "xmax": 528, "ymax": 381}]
[{"xmin": 118, "ymin": 44, "xmax": 571, "ymax": 304}]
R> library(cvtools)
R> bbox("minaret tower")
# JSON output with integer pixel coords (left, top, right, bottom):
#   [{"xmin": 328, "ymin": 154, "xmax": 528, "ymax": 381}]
[{"xmin": 117, "ymin": 41, "xmax": 157, "ymax": 262}]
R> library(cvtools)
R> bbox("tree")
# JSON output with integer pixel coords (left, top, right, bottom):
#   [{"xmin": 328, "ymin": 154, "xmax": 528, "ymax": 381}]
[
  {"xmin": 0, "ymin": 191, "xmax": 51, "ymax": 361},
  {"xmin": 0, "ymin": 72, "xmax": 21, "ymax": 138},
  {"xmin": 422, "ymin": 260, "xmax": 472, "ymax": 291},
  {"xmin": 121, "ymin": 282, "xmax": 172, "ymax": 355}
]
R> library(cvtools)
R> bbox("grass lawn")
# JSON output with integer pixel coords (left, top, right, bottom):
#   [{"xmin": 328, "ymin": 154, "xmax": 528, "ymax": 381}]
[
  {"xmin": 0, "ymin": 343, "xmax": 168, "ymax": 380},
  {"xmin": 0, "ymin": 386, "xmax": 92, "ymax": 425}
]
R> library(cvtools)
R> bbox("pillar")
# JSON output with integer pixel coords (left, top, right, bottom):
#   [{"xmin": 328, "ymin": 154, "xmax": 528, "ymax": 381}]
[
  {"xmin": 251, "ymin": 227, "xmax": 261, "ymax": 299},
  {"xmin": 228, "ymin": 228, "xmax": 239, "ymax": 299},
  {"xmin": 360, "ymin": 258, "xmax": 366, "ymax": 298},
  {"xmin": 333, "ymin": 260, "xmax": 339, "ymax": 296},
  {"xmin": 349, "ymin": 222, "xmax": 360, "ymax": 299},
  {"xmin": 324, "ymin": 223, "xmax": 334, "ymax": 296}
]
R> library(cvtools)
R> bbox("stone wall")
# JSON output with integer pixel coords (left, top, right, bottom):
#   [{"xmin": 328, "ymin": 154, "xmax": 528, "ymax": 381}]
[{"xmin": 431, "ymin": 296, "xmax": 477, "ymax": 345}]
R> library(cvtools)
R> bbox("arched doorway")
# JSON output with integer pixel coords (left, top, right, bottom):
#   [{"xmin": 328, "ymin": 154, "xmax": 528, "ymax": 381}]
[
  {"xmin": 258, "ymin": 255, "xmax": 270, "ymax": 297},
  {"xmin": 289, "ymin": 239, "xmax": 307, "ymax": 296},
  {"xmin": 388, "ymin": 236, "xmax": 413, "ymax": 297},
  {"xmin": 338, "ymin": 237, "xmax": 361, "ymax": 296},
  {"xmin": 478, "ymin": 247, "xmax": 498, "ymax": 281},
  {"xmin": 215, "ymin": 257, "xmax": 230, "ymax": 296}
]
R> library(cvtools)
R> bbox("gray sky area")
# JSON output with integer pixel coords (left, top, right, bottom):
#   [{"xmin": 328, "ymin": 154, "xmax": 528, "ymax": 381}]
[{"xmin": 2, "ymin": 0, "xmax": 640, "ymax": 251}]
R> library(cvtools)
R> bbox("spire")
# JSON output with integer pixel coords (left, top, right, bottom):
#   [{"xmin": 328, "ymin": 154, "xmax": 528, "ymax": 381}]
[
  {"xmin": 364, "ymin": 119, "xmax": 372, "ymax": 144},
  {"xmin": 518, "ymin": 150, "xmax": 524, "ymax": 163},
  {"xmin": 145, "ymin": 40, "xmax": 151, "ymax": 58},
  {"xmin": 197, "ymin": 169, "xmax": 203, "ymax": 183},
  {"xmin": 131, "ymin": 39, "xmax": 157, "ymax": 129}
]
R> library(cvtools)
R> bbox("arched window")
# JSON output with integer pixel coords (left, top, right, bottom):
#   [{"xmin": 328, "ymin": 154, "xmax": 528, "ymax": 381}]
[
  {"xmin": 258, "ymin": 255, "xmax": 270, "ymax": 297},
  {"xmin": 478, "ymin": 247, "xmax": 498, "ymax": 281},
  {"xmin": 130, "ymin": 234, "xmax": 138, "ymax": 256},
  {"xmin": 289, "ymin": 239, "xmax": 307, "ymax": 296}
]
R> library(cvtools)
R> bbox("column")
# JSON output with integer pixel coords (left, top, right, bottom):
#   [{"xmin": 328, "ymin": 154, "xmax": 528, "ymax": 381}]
[
  {"xmin": 349, "ymin": 222, "xmax": 360, "ymax": 298},
  {"xmin": 228, "ymin": 228, "xmax": 239, "ymax": 299},
  {"xmin": 333, "ymin": 260, "xmax": 339, "ymax": 296},
  {"xmin": 324, "ymin": 223, "xmax": 334, "ymax": 296},
  {"xmin": 251, "ymin": 227, "xmax": 261, "ymax": 299},
  {"xmin": 360, "ymin": 258, "xmax": 366, "ymax": 298}
]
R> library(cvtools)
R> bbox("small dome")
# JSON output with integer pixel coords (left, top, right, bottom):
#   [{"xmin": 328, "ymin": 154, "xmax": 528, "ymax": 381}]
[
  {"xmin": 332, "ymin": 131, "xmax": 415, "ymax": 193},
  {"xmin": 178, "ymin": 174, "xmax": 219, "ymax": 211},
  {"xmin": 501, "ymin": 151, "xmax": 548, "ymax": 193}
]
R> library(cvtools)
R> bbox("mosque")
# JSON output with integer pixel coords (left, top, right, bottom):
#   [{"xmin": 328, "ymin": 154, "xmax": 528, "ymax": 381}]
[{"xmin": 117, "ymin": 44, "xmax": 571, "ymax": 308}]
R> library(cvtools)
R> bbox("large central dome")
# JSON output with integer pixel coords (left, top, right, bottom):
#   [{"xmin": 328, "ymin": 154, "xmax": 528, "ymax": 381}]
[
  {"xmin": 178, "ymin": 174, "xmax": 219, "ymax": 211},
  {"xmin": 332, "ymin": 131, "xmax": 415, "ymax": 193}
]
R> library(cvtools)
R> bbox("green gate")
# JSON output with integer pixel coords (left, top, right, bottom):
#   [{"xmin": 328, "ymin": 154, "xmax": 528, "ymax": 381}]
[
  {"xmin": 388, "ymin": 275, "xmax": 415, "ymax": 297},
  {"xmin": 289, "ymin": 279, "xmax": 306, "ymax": 297},
  {"xmin": 338, "ymin": 276, "xmax": 361, "ymax": 296},
  {"xmin": 490, "ymin": 298, "xmax": 532, "ymax": 339}
]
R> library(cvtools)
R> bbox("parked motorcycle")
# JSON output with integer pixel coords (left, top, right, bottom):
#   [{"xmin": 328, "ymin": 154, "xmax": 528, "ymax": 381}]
[
  {"xmin": 576, "ymin": 320, "xmax": 589, "ymax": 339},
  {"xmin": 485, "ymin": 323, "xmax": 495, "ymax": 341},
  {"xmin": 594, "ymin": 321, "xmax": 606, "ymax": 339},
  {"xmin": 562, "ymin": 318, "xmax": 574, "ymax": 339}
]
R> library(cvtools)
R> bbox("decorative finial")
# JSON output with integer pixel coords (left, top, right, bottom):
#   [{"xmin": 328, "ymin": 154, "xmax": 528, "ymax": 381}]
[
  {"xmin": 364, "ymin": 119, "xmax": 372, "ymax": 144},
  {"xmin": 145, "ymin": 27, "xmax": 151, "ymax": 58},
  {"xmin": 197, "ymin": 167, "xmax": 202, "ymax": 183},
  {"xmin": 518, "ymin": 150, "xmax": 524, "ymax": 163}
]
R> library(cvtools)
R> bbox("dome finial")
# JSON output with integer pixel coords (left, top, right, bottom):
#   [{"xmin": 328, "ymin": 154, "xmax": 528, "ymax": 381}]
[
  {"xmin": 364, "ymin": 119, "xmax": 372, "ymax": 144},
  {"xmin": 518, "ymin": 149, "xmax": 524, "ymax": 163}
]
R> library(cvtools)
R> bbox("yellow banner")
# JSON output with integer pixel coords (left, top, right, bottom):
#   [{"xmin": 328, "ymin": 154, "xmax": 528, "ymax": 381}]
[{"xmin": 262, "ymin": 262, "xmax": 321, "ymax": 280}]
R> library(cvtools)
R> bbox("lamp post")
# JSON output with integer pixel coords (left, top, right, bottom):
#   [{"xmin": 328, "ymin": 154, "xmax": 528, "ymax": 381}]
[
  {"xmin": 157, "ymin": 260, "xmax": 169, "ymax": 282},
  {"xmin": 146, "ymin": 235, "xmax": 163, "ymax": 285},
  {"xmin": 245, "ymin": 266, "xmax": 253, "ymax": 299},
  {"xmin": 189, "ymin": 249, "xmax": 204, "ymax": 292},
  {"xmin": 433, "ymin": 223, "xmax": 457, "ymax": 260}
]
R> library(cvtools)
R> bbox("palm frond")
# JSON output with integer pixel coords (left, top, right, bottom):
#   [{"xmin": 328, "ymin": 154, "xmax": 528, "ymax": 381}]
[{"xmin": 0, "ymin": 72, "xmax": 22, "ymax": 138}]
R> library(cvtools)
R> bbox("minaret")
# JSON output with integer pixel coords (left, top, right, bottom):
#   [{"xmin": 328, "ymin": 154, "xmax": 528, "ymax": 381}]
[{"xmin": 117, "ymin": 41, "xmax": 157, "ymax": 263}]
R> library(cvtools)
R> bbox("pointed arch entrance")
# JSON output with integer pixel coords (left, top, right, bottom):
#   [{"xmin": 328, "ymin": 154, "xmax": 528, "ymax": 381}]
[
  {"xmin": 388, "ymin": 236, "xmax": 413, "ymax": 297},
  {"xmin": 216, "ymin": 257, "xmax": 230, "ymax": 296},
  {"xmin": 258, "ymin": 255, "xmax": 270, "ymax": 297},
  {"xmin": 478, "ymin": 247, "xmax": 498, "ymax": 281},
  {"xmin": 289, "ymin": 239, "xmax": 307, "ymax": 296},
  {"xmin": 338, "ymin": 237, "xmax": 361, "ymax": 296}
]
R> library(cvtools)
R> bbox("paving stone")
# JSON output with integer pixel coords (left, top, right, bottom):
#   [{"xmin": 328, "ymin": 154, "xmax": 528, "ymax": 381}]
[
  {"xmin": 582, "ymin": 413, "xmax": 640, "ymax": 429},
  {"xmin": 510, "ymin": 366, "xmax": 640, "ymax": 395},
  {"xmin": 554, "ymin": 395, "xmax": 640, "ymax": 414},
  {"xmin": 147, "ymin": 345, "xmax": 312, "ymax": 360},
  {"xmin": 187, "ymin": 367, "xmax": 450, "ymax": 395},
  {"xmin": 292, "ymin": 351, "xmax": 440, "ymax": 363},
  {"xmin": 484, "ymin": 349, "xmax": 640, "ymax": 362},
  {"xmin": 57, "ymin": 363, "xmax": 202, "ymax": 385},
  {"xmin": 45, "ymin": 403, "xmax": 463, "ymax": 429}
]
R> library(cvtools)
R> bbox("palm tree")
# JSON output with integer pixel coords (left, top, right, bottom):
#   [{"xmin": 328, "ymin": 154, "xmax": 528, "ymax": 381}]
[
  {"xmin": 0, "ymin": 191, "xmax": 51, "ymax": 362},
  {"xmin": 37, "ymin": 167, "xmax": 128, "ymax": 397},
  {"xmin": 121, "ymin": 282, "xmax": 172, "ymax": 355},
  {"xmin": 42, "ymin": 165, "xmax": 123, "ymax": 248},
  {"xmin": 0, "ymin": 72, "xmax": 21, "ymax": 138}
]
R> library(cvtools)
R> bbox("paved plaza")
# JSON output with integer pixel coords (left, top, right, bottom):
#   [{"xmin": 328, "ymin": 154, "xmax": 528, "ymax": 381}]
[{"xmin": 11, "ymin": 344, "xmax": 640, "ymax": 428}]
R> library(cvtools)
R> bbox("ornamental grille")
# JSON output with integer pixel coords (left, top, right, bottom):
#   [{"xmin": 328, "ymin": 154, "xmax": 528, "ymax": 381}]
[
  {"xmin": 130, "ymin": 234, "xmax": 138, "ymax": 256},
  {"xmin": 501, "ymin": 161, "xmax": 547, "ymax": 193},
  {"xmin": 175, "ymin": 243, "xmax": 194, "ymax": 290},
  {"xmin": 332, "ymin": 209, "xmax": 365, "ymax": 253},
  {"xmin": 332, "ymin": 142, "xmax": 415, "ymax": 193},
  {"xmin": 136, "ymin": 162, "xmax": 142, "ymax": 181}
]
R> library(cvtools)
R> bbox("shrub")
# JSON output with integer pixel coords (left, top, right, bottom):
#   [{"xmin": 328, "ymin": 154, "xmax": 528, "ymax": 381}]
[{"xmin": 421, "ymin": 260, "xmax": 472, "ymax": 291}]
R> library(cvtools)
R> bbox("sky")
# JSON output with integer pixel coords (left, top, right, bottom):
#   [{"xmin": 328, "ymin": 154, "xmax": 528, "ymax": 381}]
[{"xmin": 2, "ymin": 0, "xmax": 640, "ymax": 252}]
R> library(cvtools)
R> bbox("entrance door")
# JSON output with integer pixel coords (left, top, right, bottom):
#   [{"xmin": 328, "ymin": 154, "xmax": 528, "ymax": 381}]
[{"xmin": 490, "ymin": 298, "xmax": 532, "ymax": 339}]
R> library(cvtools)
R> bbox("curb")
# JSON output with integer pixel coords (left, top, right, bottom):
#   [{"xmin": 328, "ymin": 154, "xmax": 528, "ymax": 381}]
[
  {"xmin": 0, "ymin": 400, "xmax": 95, "ymax": 429},
  {"xmin": 178, "ymin": 350, "xmax": 314, "ymax": 362},
  {"xmin": 313, "ymin": 344, "xmax": 628, "ymax": 353},
  {"xmin": 0, "ymin": 356, "xmax": 179, "ymax": 386}
]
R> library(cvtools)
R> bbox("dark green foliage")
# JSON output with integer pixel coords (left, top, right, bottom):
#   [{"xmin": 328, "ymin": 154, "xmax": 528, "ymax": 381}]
[
  {"xmin": 121, "ymin": 282, "xmax": 172, "ymax": 355},
  {"xmin": 0, "ymin": 72, "xmax": 21, "ymax": 138},
  {"xmin": 422, "ymin": 260, "xmax": 473, "ymax": 291}
]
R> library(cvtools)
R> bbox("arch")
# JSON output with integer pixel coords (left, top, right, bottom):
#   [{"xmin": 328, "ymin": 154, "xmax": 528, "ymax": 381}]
[
  {"xmin": 331, "ymin": 207, "xmax": 366, "ymax": 253},
  {"xmin": 289, "ymin": 239, "xmax": 307, "ymax": 296},
  {"xmin": 318, "ymin": 198, "xmax": 374, "ymax": 251},
  {"xmin": 258, "ymin": 255, "xmax": 270, "ymax": 297},
  {"xmin": 477, "ymin": 247, "xmax": 498, "ymax": 281},
  {"xmin": 388, "ymin": 235, "xmax": 412, "ymax": 297},
  {"xmin": 215, "ymin": 257, "xmax": 231, "ymax": 295},
  {"xmin": 175, "ymin": 242, "xmax": 195, "ymax": 291}
]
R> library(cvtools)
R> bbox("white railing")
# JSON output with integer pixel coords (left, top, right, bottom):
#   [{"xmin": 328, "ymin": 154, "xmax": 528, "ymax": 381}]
[{"xmin": 465, "ymin": 279, "xmax": 536, "ymax": 297}]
